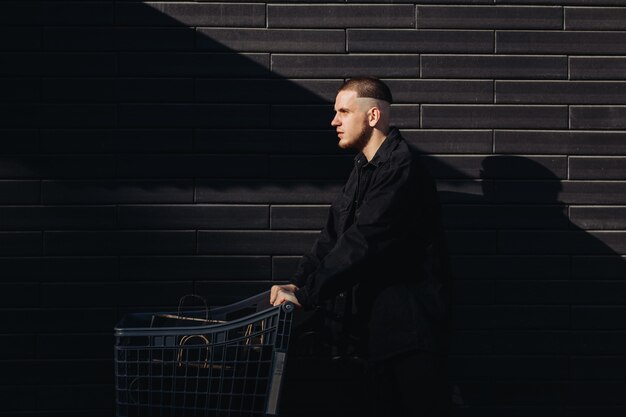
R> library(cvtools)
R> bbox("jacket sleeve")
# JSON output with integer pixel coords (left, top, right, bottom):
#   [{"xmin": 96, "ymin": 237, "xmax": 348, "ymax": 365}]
[
  {"xmin": 294, "ymin": 161, "xmax": 414, "ymax": 309},
  {"xmin": 290, "ymin": 204, "xmax": 339, "ymax": 288}
]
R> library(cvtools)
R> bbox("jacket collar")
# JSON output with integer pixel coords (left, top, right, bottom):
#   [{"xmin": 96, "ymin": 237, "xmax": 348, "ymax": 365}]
[{"xmin": 354, "ymin": 127, "xmax": 401, "ymax": 168}]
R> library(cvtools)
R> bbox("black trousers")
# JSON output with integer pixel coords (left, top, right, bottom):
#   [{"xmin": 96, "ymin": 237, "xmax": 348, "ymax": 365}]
[{"xmin": 363, "ymin": 350, "xmax": 451, "ymax": 417}]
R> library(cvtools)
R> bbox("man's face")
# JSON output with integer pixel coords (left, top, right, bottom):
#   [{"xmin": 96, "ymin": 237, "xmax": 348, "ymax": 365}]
[{"xmin": 331, "ymin": 90, "xmax": 372, "ymax": 151}]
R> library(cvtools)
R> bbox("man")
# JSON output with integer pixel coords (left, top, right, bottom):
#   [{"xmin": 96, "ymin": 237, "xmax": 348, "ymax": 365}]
[{"xmin": 271, "ymin": 77, "xmax": 452, "ymax": 416}]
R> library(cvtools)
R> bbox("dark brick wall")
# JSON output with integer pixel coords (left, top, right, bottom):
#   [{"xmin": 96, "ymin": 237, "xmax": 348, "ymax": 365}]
[{"xmin": 1, "ymin": 1, "xmax": 626, "ymax": 416}]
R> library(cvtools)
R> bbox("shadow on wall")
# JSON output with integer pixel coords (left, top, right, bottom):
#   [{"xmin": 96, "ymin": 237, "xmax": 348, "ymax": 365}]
[{"xmin": 2, "ymin": 2, "xmax": 626, "ymax": 416}]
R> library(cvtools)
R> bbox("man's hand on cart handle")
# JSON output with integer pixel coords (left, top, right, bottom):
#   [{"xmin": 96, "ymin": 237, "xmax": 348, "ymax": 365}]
[{"xmin": 270, "ymin": 284, "xmax": 301, "ymax": 308}]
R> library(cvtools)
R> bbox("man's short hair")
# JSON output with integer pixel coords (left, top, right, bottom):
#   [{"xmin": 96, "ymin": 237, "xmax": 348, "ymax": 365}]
[{"xmin": 338, "ymin": 77, "xmax": 393, "ymax": 104}]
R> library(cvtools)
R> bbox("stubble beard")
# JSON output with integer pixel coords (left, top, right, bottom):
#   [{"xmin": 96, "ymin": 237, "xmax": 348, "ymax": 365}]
[{"xmin": 339, "ymin": 123, "xmax": 372, "ymax": 152}]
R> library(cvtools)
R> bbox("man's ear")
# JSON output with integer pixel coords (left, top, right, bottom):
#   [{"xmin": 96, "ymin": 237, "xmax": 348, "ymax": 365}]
[{"xmin": 368, "ymin": 107, "xmax": 380, "ymax": 127}]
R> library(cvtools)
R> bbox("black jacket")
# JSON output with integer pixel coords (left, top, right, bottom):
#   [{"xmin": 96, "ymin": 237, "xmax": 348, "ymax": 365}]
[{"xmin": 291, "ymin": 128, "xmax": 452, "ymax": 360}]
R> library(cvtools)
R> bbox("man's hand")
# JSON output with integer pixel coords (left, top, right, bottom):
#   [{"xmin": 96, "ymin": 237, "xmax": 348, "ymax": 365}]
[{"xmin": 270, "ymin": 284, "xmax": 301, "ymax": 308}]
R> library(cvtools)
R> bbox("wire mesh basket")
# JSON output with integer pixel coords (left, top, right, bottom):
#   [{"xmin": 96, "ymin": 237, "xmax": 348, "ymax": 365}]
[{"xmin": 114, "ymin": 291, "xmax": 294, "ymax": 417}]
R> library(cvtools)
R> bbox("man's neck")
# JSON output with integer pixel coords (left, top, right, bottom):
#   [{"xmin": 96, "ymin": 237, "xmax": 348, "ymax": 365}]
[{"xmin": 361, "ymin": 128, "xmax": 390, "ymax": 162}]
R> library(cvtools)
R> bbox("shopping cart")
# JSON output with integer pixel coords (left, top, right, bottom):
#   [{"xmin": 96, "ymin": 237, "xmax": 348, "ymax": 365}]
[{"xmin": 114, "ymin": 291, "xmax": 294, "ymax": 417}]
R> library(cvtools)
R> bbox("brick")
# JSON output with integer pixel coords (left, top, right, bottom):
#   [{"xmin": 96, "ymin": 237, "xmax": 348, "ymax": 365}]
[
  {"xmin": 495, "ymin": 130, "xmax": 626, "ymax": 155},
  {"xmin": 454, "ymin": 305, "xmax": 569, "ymax": 329},
  {"xmin": 196, "ymin": 79, "xmax": 339, "ymax": 104},
  {"xmin": 120, "ymin": 256, "xmax": 271, "ymax": 280},
  {"xmin": 196, "ymin": 28, "xmax": 345, "ymax": 53},
  {"xmin": 0, "ymin": 181, "xmax": 40, "ymax": 204},
  {"xmin": 452, "ymin": 280, "xmax": 494, "ymax": 304},
  {"xmin": 118, "ymin": 204, "xmax": 268, "ymax": 229},
  {"xmin": 271, "ymin": 205, "xmax": 329, "ymax": 230},
  {"xmin": 422, "ymin": 105, "xmax": 569, "ymax": 129},
  {"xmin": 0, "ymin": 155, "xmax": 114, "ymax": 179},
  {"xmin": 37, "ymin": 384, "xmax": 112, "ymax": 410},
  {"xmin": 122, "ymin": 77, "xmax": 195, "ymax": 101},
  {"xmin": 421, "ymin": 55, "xmax": 567, "ymax": 79},
  {"xmin": 563, "ymin": 406, "xmax": 626, "ymax": 417},
  {"xmin": 571, "ymin": 206, "xmax": 626, "ymax": 229},
  {"xmin": 44, "ymin": 27, "xmax": 194, "ymax": 51},
  {"xmin": 194, "ymin": 281, "xmax": 273, "ymax": 306},
  {"xmin": 572, "ymin": 306, "xmax": 626, "ymax": 330},
  {"xmin": 390, "ymin": 105, "xmax": 421, "ymax": 128},
  {"xmin": 39, "ymin": 104, "xmax": 117, "ymax": 128},
  {"xmin": 271, "ymin": 54, "xmax": 420, "ymax": 78},
  {"xmin": 348, "ymin": 29, "xmax": 493, "ymax": 53},
  {"xmin": 267, "ymin": 5, "xmax": 414, "ymax": 28},
  {"xmin": 451, "ymin": 255, "xmax": 571, "ymax": 279},
  {"xmin": 570, "ymin": 157, "xmax": 626, "ymax": 180},
  {"xmin": 44, "ymin": 231, "xmax": 196, "ymax": 255},
  {"xmin": 0, "ymin": 27, "xmax": 40, "ymax": 50},
  {"xmin": 443, "ymin": 205, "xmax": 568, "ymax": 229},
  {"xmin": 403, "ymin": 130, "xmax": 492, "ymax": 154},
  {"xmin": 0, "ymin": 79, "xmax": 37, "ymax": 102},
  {"xmin": 465, "ymin": 155, "xmax": 567, "ymax": 179},
  {"xmin": 197, "ymin": 231, "xmax": 319, "ymax": 255},
  {"xmin": 498, "ymin": 231, "xmax": 626, "ymax": 255},
  {"xmin": 43, "ymin": 1, "xmax": 114, "ymax": 25},
  {"xmin": 449, "ymin": 330, "xmax": 493, "ymax": 354},
  {"xmin": 0, "ymin": 283, "xmax": 38, "ymax": 307},
  {"xmin": 447, "ymin": 230, "xmax": 496, "ymax": 254},
  {"xmin": 270, "ymin": 105, "xmax": 336, "ymax": 129},
  {"xmin": 570, "ymin": 57, "xmax": 626, "ymax": 80},
  {"xmin": 0, "ymin": 335, "xmax": 36, "ymax": 360},
  {"xmin": 571, "ymin": 281, "xmax": 626, "ymax": 304},
  {"xmin": 498, "ymin": 0, "xmax": 626, "ymax": 4},
  {"xmin": 495, "ymin": 281, "xmax": 569, "ymax": 304},
  {"xmin": 568, "ymin": 331, "xmax": 626, "ymax": 354},
  {"xmin": 37, "ymin": 334, "xmax": 112, "ymax": 360},
  {"xmin": 417, "ymin": 6, "xmax": 562, "ymax": 29},
  {"xmin": 494, "ymin": 331, "xmax": 568, "ymax": 354},
  {"xmin": 493, "ymin": 382, "xmax": 561, "ymax": 405},
  {"xmin": 436, "ymin": 180, "xmax": 492, "ymax": 203},
  {"xmin": 272, "ymin": 256, "xmax": 302, "ymax": 280},
  {"xmin": 0, "ymin": 386, "xmax": 34, "ymax": 412},
  {"xmin": 0, "ymin": 257, "xmax": 40, "ymax": 280},
  {"xmin": 452, "ymin": 355, "xmax": 568, "ymax": 380},
  {"xmin": 497, "ymin": 31, "xmax": 626, "ymax": 54},
  {"xmin": 495, "ymin": 181, "xmax": 626, "ymax": 204},
  {"xmin": 0, "ymin": 206, "xmax": 115, "ymax": 230},
  {"xmin": 422, "ymin": 155, "xmax": 485, "ymax": 179},
  {"xmin": 571, "ymin": 106, "xmax": 626, "ymax": 130},
  {"xmin": 565, "ymin": 382, "xmax": 626, "ymax": 405},
  {"xmin": 566, "ymin": 7, "xmax": 626, "ymax": 30},
  {"xmin": 497, "ymin": 81, "xmax": 626, "ymax": 104},
  {"xmin": 572, "ymin": 256, "xmax": 626, "ymax": 279},
  {"xmin": 43, "ymin": 53, "xmax": 117, "ymax": 76},
  {"xmin": 119, "ymin": 53, "xmax": 269, "ymax": 77},
  {"xmin": 386, "ymin": 80, "xmax": 492, "ymax": 104},
  {"xmin": 42, "ymin": 78, "xmax": 116, "ymax": 102},
  {"xmin": 43, "ymin": 180, "xmax": 193, "ymax": 204},
  {"xmin": 118, "ymin": 104, "xmax": 269, "ymax": 128},
  {"xmin": 194, "ymin": 129, "xmax": 342, "ymax": 154},
  {"xmin": 0, "ymin": 53, "xmax": 38, "ymax": 76},
  {"xmin": 42, "ymin": 282, "xmax": 194, "ymax": 308},
  {"xmin": 571, "ymin": 357, "xmax": 626, "ymax": 380},
  {"xmin": 116, "ymin": 2, "xmax": 265, "ymax": 27},
  {"xmin": 270, "ymin": 155, "xmax": 352, "ymax": 180},
  {"xmin": 41, "ymin": 257, "xmax": 118, "ymax": 282},
  {"xmin": 41, "ymin": 129, "xmax": 192, "ymax": 153},
  {"xmin": 197, "ymin": 180, "xmax": 343, "ymax": 204},
  {"xmin": 0, "ymin": 130, "xmax": 38, "ymax": 153},
  {"xmin": 117, "ymin": 154, "xmax": 268, "ymax": 178},
  {"xmin": 0, "ymin": 232, "xmax": 41, "ymax": 256},
  {"xmin": 1, "ymin": 2, "xmax": 42, "ymax": 25}
]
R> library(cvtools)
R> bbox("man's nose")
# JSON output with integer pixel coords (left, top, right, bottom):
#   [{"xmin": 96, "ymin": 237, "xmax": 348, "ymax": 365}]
[{"xmin": 331, "ymin": 113, "xmax": 339, "ymax": 127}]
